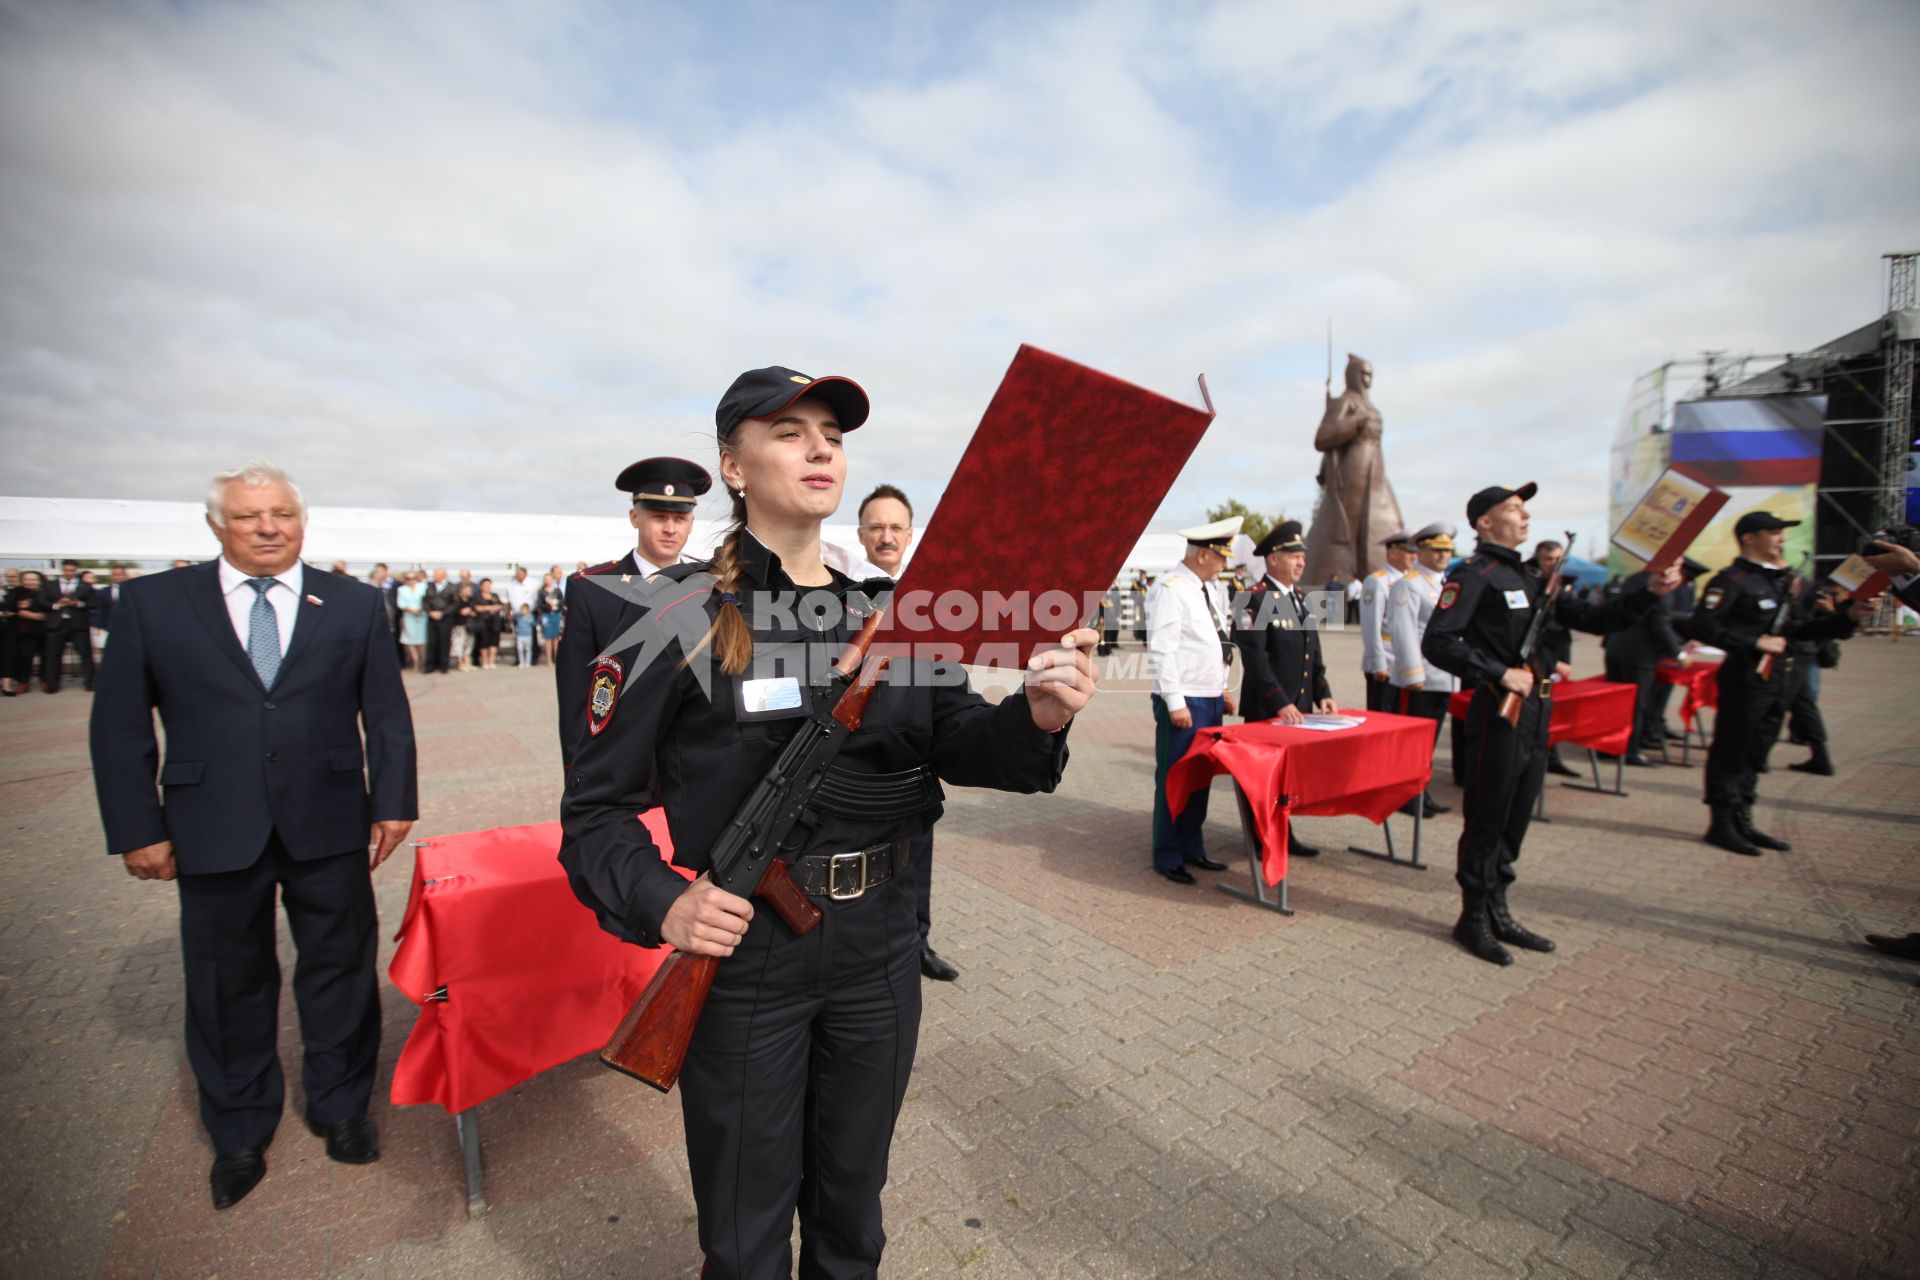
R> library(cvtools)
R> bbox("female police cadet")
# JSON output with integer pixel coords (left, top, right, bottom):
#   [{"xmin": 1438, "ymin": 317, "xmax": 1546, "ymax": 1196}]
[{"xmin": 558, "ymin": 365, "xmax": 1099, "ymax": 1280}]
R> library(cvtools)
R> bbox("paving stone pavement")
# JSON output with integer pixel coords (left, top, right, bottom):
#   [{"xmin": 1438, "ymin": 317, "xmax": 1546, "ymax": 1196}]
[{"xmin": 1, "ymin": 629, "xmax": 1915, "ymax": 1279}]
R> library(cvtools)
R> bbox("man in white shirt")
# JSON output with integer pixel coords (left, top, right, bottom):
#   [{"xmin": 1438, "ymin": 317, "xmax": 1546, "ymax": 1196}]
[
  {"xmin": 1386, "ymin": 522, "xmax": 1459, "ymax": 818},
  {"xmin": 1361, "ymin": 531, "xmax": 1415, "ymax": 711},
  {"xmin": 1146, "ymin": 517, "xmax": 1241, "ymax": 884}
]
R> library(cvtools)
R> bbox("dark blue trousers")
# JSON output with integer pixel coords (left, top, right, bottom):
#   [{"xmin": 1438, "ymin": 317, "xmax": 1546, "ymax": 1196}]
[
  {"xmin": 1151, "ymin": 694, "xmax": 1224, "ymax": 872},
  {"xmin": 176, "ymin": 833, "xmax": 379, "ymax": 1154}
]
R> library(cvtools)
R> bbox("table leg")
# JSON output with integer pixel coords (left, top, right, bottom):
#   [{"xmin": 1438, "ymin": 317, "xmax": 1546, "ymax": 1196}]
[
  {"xmin": 1347, "ymin": 795, "xmax": 1428, "ymax": 871},
  {"xmin": 453, "ymin": 1109, "xmax": 486, "ymax": 1216},
  {"xmin": 1559, "ymin": 748, "xmax": 1630, "ymax": 798},
  {"xmin": 1217, "ymin": 783, "xmax": 1292, "ymax": 914}
]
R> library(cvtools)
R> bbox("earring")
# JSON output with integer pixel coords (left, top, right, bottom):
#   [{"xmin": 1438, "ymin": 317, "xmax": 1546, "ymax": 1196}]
[{"xmin": 736, "ymin": 487, "xmax": 747, "ymax": 498}]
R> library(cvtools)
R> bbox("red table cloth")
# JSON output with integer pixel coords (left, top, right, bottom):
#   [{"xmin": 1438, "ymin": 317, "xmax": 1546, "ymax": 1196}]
[
  {"xmin": 1163, "ymin": 711, "xmax": 1432, "ymax": 887},
  {"xmin": 1656, "ymin": 659, "xmax": 1720, "ymax": 731},
  {"xmin": 1447, "ymin": 678, "xmax": 1637, "ymax": 756},
  {"xmin": 388, "ymin": 815, "xmax": 691, "ymax": 1114}
]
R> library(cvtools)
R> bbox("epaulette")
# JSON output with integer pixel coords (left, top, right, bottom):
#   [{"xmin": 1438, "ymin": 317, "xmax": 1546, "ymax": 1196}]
[{"xmin": 577, "ymin": 558, "xmax": 623, "ymax": 579}]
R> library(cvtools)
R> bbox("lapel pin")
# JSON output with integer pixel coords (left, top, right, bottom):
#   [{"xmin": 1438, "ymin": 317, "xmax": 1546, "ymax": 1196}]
[{"xmin": 305, "ymin": 594, "xmax": 324, "ymax": 606}]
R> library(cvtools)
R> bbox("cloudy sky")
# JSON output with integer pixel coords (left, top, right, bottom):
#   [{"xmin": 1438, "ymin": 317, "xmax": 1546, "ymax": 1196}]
[{"xmin": 3, "ymin": 0, "xmax": 1916, "ymax": 555}]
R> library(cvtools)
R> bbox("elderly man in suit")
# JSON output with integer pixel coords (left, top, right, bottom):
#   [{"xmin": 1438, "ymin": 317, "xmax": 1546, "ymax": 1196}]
[{"xmin": 89, "ymin": 461, "xmax": 417, "ymax": 1210}]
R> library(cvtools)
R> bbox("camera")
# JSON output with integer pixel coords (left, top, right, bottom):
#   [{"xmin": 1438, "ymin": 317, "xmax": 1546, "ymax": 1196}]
[{"xmin": 1860, "ymin": 526, "xmax": 1920, "ymax": 556}]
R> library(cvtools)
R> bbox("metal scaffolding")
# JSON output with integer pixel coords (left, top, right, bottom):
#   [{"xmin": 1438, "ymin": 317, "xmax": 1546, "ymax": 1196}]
[{"xmin": 1880, "ymin": 252, "xmax": 1917, "ymax": 531}]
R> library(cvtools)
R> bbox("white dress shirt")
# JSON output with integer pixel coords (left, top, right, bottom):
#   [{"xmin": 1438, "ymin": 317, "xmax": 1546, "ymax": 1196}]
[
  {"xmin": 218, "ymin": 558, "xmax": 302, "ymax": 656},
  {"xmin": 1145, "ymin": 561, "xmax": 1231, "ymax": 712},
  {"xmin": 503, "ymin": 574, "xmax": 541, "ymax": 613}
]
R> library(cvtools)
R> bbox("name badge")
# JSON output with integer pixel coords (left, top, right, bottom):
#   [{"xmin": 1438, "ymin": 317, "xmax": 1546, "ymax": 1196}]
[
  {"xmin": 741, "ymin": 676, "xmax": 803, "ymax": 714},
  {"xmin": 1503, "ymin": 589, "xmax": 1530, "ymax": 610},
  {"xmin": 1757, "ymin": 598, "xmax": 1775, "ymax": 609}
]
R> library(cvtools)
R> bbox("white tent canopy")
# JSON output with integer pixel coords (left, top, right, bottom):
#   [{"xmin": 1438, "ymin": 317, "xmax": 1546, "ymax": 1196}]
[{"xmin": 0, "ymin": 496, "xmax": 1195, "ymax": 577}]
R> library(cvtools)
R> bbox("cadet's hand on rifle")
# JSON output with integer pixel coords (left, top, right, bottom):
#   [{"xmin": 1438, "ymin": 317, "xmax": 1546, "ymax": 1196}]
[
  {"xmin": 123, "ymin": 841, "xmax": 176, "ymax": 881},
  {"xmin": 1026, "ymin": 628, "xmax": 1099, "ymax": 732},
  {"xmin": 661, "ymin": 876, "xmax": 753, "ymax": 957},
  {"xmin": 1648, "ymin": 564, "xmax": 1683, "ymax": 596},
  {"xmin": 1500, "ymin": 667, "xmax": 1535, "ymax": 697},
  {"xmin": 1756, "ymin": 635, "xmax": 1787, "ymax": 655}
]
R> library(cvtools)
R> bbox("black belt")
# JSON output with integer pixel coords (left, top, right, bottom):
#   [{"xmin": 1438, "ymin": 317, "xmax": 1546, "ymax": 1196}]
[
  {"xmin": 789, "ymin": 838, "xmax": 912, "ymax": 901},
  {"xmin": 811, "ymin": 764, "xmax": 943, "ymax": 822}
]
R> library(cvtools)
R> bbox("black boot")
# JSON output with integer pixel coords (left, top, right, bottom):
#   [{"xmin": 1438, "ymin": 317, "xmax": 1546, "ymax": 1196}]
[
  {"xmin": 1545, "ymin": 747, "xmax": 1579, "ymax": 778},
  {"xmin": 1452, "ymin": 893, "xmax": 1513, "ymax": 966},
  {"xmin": 1736, "ymin": 805, "xmax": 1791, "ymax": 852},
  {"xmin": 1704, "ymin": 805, "xmax": 1761, "ymax": 856},
  {"xmin": 1488, "ymin": 888, "xmax": 1555, "ymax": 952},
  {"xmin": 1789, "ymin": 743, "xmax": 1835, "ymax": 776},
  {"xmin": 1423, "ymin": 791, "xmax": 1450, "ymax": 817}
]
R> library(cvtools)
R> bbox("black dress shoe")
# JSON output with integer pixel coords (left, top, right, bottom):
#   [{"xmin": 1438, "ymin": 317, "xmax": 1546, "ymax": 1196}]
[
  {"xmin": 1622, "ymin": 752, "xmax": 1652, "ymax": 767},
  {"xmin": 920, "ymin": 947, "xmax": 959, "ymax": 981},
  {"xmin": 1187, "ymin": 856, "xmax": 1229, "ymax": 871},
  {"xmin": 1288, "ymin": 835, "xmax": 1319, "ymax": 858},
  {"xmin": 1864, "ymin": 932, "xmax": 1920, "ymax": 961},
  {"xmin": 210, "ymin": 1147, "xmax": 266, "ymax": 1210},
  {"xmin": 306, "ymin": 1113, "xmax": 379, "ymax": 1165},
  {"xmin": 1157, "ymin": 866, "xmax": 1197, "ymax": 885},
  {"xmin": 1663, "ymin": 728, "xmax": 1686, "ymax": 742},
  {"xmin": 1545, "ymin": 753, "xmax": 1580, "ymax": 778},
  {"xmin": 1422, "ymin": 794, "xmax": 1450, "ymax": 817}
]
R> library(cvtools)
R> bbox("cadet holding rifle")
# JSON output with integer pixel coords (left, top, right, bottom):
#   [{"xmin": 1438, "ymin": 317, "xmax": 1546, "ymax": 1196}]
[
  {"xmin": 1422, "ymin": 483, "xmax": 1680, "ymax": 967},
  {"xmin": 558, "ymin": 366, "xmax": 1098, "ymax": 1280},
  {"xmin": 1680, "ymin": 512, "xmax": 1874, "ymax": 857}
]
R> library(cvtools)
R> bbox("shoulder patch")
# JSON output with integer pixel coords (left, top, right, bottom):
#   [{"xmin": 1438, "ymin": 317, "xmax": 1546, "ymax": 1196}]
[
  {"xmin": 586, "ymin": 655, "xmax": 624, "ymax": 737},
  {"xmin": 1701, "ymin": 587, "xmax": 1724, "ymax": 611},
  {"xmin": 1438, "ymin": 581, "xmax": 1461, "ymax": 610}
]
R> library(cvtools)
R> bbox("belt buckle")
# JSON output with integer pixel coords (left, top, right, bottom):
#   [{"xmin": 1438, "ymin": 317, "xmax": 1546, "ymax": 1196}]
[{"xmin": 829, "ymin": 850, "xmax": 867, "ymax": 901}]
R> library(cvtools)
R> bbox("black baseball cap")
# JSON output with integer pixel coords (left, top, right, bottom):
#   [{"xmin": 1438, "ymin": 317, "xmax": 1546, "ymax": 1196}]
[
  {"xmin": 614, "ymin": 457, "xmax": 712, "ymax": 510},
  {"xmin": 715, "ymin": 366, "xmax": 869, "ymax": 436},
  {"xmin": 1467, "ymin": 481, "xmax": 1537, "ymax": 525},
  {"xmin": 1733, "ymin": 511, "xmax": 1800, "ymax": 536}
]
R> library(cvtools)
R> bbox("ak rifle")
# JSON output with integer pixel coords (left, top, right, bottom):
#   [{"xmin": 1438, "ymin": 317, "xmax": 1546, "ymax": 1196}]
[
  {"xmin": 1498, "ymin": 531, "xmax": 1577, "ymax": 727},
  {"xmin": 599, "ymin": 610, "xmax": 891, "ymax": 1092},
  {"xmin": 1752, "ymin": 576, "xmax": 1801, "ymax": 681}
]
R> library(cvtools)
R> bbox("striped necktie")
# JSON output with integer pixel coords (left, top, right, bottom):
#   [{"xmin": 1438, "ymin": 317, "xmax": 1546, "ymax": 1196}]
[{"xmin": 246, "ymin": 578, "xmax": 281, "ymax": 687}]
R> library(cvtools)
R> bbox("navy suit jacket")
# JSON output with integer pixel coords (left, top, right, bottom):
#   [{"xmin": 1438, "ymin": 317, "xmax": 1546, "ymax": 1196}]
[{"xmin": 89, "ymin": 560, "xmax": 417, "ymax": 873}]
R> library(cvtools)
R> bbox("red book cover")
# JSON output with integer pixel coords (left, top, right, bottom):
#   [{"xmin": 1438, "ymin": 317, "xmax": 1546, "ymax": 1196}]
[
  {"xmin": 885, "ymin": 345, "xmax": 1216, "ymax": 668},
  {"xmin": 1611, "ymin": 467, "xmax": 1728, "ymax": 575}
]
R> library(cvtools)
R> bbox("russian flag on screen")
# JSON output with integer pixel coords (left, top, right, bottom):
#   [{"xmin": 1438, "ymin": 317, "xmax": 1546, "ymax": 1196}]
[{"xmin": 1669, "ymin": 395, "xmax": 1825, "ymax": 488}]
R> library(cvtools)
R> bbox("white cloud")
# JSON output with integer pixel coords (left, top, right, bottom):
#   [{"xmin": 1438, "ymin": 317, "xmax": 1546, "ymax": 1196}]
[{"xmin": 2, "ymin": 0, "xmax": 1915, "ymax": 569}]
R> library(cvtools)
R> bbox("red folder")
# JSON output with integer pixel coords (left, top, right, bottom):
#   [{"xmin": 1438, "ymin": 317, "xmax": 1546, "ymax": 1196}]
[{"xmin": 887, "ymin": 345, "xmax": 1216, "ymax": 667}]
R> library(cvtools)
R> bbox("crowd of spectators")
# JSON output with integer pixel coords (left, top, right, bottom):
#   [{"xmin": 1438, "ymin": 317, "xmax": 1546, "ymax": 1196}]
[
  {"xmin": 1, "ymin": 559, "xmax": 583, "ymax": 693},
  {"xmin": 351, "ymin": 561, "xmax": 576, "ymax": 673}
]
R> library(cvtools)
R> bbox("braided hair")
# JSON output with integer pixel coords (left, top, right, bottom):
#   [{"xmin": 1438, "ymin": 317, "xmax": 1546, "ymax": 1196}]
[{"xmin": 683, "ymin": 440, "xmax": 755, "ymax": 676}]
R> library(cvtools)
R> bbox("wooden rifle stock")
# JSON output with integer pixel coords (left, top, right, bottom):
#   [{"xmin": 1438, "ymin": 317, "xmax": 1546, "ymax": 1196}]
[{"xmin": 599, "ymin": 605, "xmax": 893, "ymax": 1092}]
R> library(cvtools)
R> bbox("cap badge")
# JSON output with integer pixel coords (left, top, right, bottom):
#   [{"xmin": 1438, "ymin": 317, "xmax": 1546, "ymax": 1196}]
[
  {"xmin": 664, "ymin": 484, "xmax": 675, "ymax": 496},
  {"xmin": 790, "ymin": 375, "xmax": 810, "ymax": 384}
]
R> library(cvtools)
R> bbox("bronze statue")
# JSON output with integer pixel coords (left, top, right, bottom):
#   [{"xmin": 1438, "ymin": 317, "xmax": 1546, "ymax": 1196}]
[{"xmin": 1305, "ymin": 353, "xmax": 1406, "ymax": 586}]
